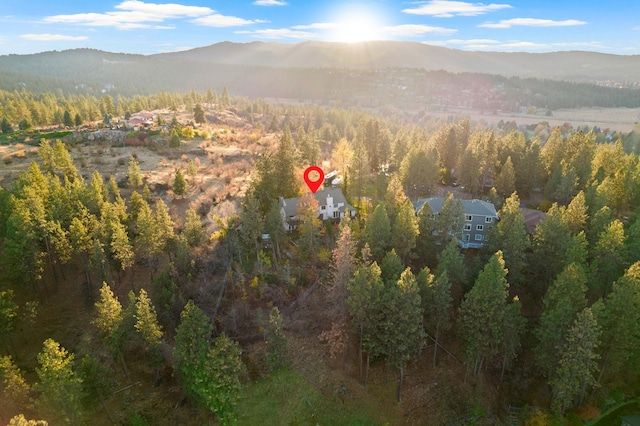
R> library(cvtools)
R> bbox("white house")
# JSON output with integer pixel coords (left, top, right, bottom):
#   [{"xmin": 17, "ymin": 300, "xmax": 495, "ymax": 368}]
[{"xmin": 280, "ymin": 188, "xmax": 356, "ymax": 231}]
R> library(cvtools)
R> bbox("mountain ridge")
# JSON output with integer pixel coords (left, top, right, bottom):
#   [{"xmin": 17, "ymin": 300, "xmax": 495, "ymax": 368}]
[{"xmin": 1, "ymin": 40, "xmax": 639, "ymax": 83}]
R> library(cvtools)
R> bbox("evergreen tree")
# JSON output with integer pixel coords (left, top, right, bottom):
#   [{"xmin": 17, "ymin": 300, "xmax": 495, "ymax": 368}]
[
  {"xmin": 273, "ymin": 127, "xmax": 298, "ymax": 199},
  {"xmin": 1, "ymin": 117, "xmax": 13, "ymax": 133},
  {"xmin": 264, "ymin": 306, "xmax": 288, "ymax": 371},
  {"xmin": 0, "ymin": 355, "xmax": 30, "ymax": 408},
  {"xmin": 596, "ymin": 262, "xmax": 640, "ymax": 377},
  {"xmin": 380, "ymin": 249, "xmax": 404, "ymax": 284},
  {"xmin": 63, "ymin": 110, "xmax": 73, "ymax": 128},
  {"xmin": 193, "ymin": 103, "xmax": 206, "ymax": 124},
  {"xmin": 239, "ymin": 193, "xmax": 263, "ymax": 263},
  {"xmin": 495, "ymin": 156, "xmax": 516, "ymax": 197},
  {"xmin": 423, "ymin": 271, "xmax": 452, "ymax": 368},
  {"xmin": 184, "ymin": 207, "xmax": 205, "ymax": 247},
  {"xmin": 172, "ymin": 168, "xmax": 187, "ymax": 198},
  {"xmin": 362, "ymin": 203, "xmax": 391, "ymax": 262},
  {"xmin": 169, "ymin": 128, "xmax": 181, "ymax": 148},
  {"xmin": 551, "ymin": 308, "xmax": 600, "ymax": 414},
  {"xmin": 386, "ymin": 268, "xmax": 424, "ymax": 402},
  {"xmin": 127, "ymin": 156, "xmax": 143, "ymax": 188},
  {"xmin": 483, "ymin": 192, "xmax": 529, "ymax": 287},
  {"xmin": 433, "ymin": 194, "xmax": 464, "ymax": 248},
  {"xmin": 458, "ymin": 251, "xmax": 511, "ymax": 377},
  {"xmin": 535, "ymin": 263, "xmax": 588, "ymax": 378},
  {"xmin": 202, "ymin": 334, "xmax": 244, "ymax": 425},
  {"xmin": 174, "ymin": 300, "xmax": 213, "ymax": 400},
  {"xmin": 35, "ymin": 339, "xmax": 83, "ymax": 423},
  {"xmin": 392, "ymin": 200, "xmax": 418, "ymax": 263},
  {"xmin": 133, "ymin": 288, "xmax": 163, "ymax": 355}
]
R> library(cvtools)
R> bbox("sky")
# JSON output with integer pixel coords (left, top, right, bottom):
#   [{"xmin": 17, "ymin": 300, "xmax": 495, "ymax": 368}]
[{"xmin": 1, "ymin": 0, "xmax": 639, "ymax": 56}]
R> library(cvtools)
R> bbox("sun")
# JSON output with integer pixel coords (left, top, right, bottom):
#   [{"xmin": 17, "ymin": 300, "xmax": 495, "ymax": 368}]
[{"xmin": 330, "ymin": 6, "xmax": 384, "ymax": 43}]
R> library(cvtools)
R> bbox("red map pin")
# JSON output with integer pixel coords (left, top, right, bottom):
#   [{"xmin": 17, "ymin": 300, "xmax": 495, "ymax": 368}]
[{"xmin": 304, "ymin": 166, "xmax": 324, "ymax": 193}]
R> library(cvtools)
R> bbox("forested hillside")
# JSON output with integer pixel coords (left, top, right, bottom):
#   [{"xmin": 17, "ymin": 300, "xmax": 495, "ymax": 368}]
[
  {"xmin": 1, "ymin": 46, "xmax": 640, "ymax": 112},
  {"xmin": 1, "ymin": 90, "xmax": 640, "ymax": 424}
]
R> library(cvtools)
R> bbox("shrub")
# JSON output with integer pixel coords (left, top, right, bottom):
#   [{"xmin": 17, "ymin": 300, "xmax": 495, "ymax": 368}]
[{"xmin": 2, "ymin": 155, "xmax": 12, "ymax": 164}]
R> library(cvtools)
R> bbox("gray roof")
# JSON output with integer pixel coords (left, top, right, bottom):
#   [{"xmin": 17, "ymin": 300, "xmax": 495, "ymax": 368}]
[
  {"xmin": 413, "ymin": 197, "xmax": 498, "ymax": 218},
  {"xmin": 280, "ymin": 187, "xmax": 355, "ymax": 218}
]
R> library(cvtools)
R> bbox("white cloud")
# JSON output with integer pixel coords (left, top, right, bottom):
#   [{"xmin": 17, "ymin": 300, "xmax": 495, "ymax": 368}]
[
  {"xmin": 20, "ymin": 34, "xmax": 89, "ymax": 41},
  {"xmin": 403, "ymin": 1, "xmax": 512, "ymax": 17},
  {"xmin": 291, "ymin": 23, "xmax": 337, "ymax": 30},
  {"xmin": 253, "ymin": 0, "xmax": 287, "ymax": 6},
  {"xmin": 382, "ymin": 24, "xmax": 457, "ymax": 36},
  {"xmin": 236, "ymin": 28, "xmax": 318, "ymax": 40},
  {"xmin": 43, "ymin": 1, "xmax": 258, "ymax": 30},
  {"xmin": 193, "ymin": 14, "xmax": 261, "ymax": 27},
  {"xmin": 115, "ymin": 1, "xmax": 212, "ymax": 17},
  {"xmin": 479, "ymin": 18, "xmax": 587, "ymax": 28}
]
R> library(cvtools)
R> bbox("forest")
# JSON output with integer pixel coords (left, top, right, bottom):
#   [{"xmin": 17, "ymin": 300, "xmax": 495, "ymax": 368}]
[{"xmin": 1, "ymin": 89, "xmax": 640, "ymax": 425}]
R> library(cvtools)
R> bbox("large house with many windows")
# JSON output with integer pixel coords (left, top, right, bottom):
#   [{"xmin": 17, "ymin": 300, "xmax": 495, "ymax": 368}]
[
  {"xmin": 280, "ymin": 188, "xmax": 356, "ymax": 231},
  {"xmin": 412, "ymin": 197, "xmax": 498, "ymax": 249}
]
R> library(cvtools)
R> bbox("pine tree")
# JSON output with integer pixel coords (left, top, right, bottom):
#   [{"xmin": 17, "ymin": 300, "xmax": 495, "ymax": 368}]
[
  {"xmin": 127, "ymin": 156, "xmax": 143, "ymax": 188},
  {"xmin": 35, "ymin": 339, "xmax": 83, "ymax": 423},
  {"xmin": 273, "ymin": 127, "xmax": 298, "ymax": 199},
  {"xmin": 551, "ymin": 307, "xmax": 600, "ymax": 414},
  {"xmin": 193, "ymin": 103, "xmax": 206, "ymax": 124},
  {"xmin": 362, "ymin": 203, "xmax": 391, "ymax": 262},
  {"xmin": 535, "ymin": 263, "xmax": 588, "ymax": 378},
  {"xmin": 483, "ymin": 192, "xmax": 529, "ymax": 287},
  {"xmin": 495, "ymin": 156, "xmax": 516, "ymax": 197},
  {"xmin": 386, "ymin": 268, "xmax": 424, "ymax": 402},
  {"xmin": 184, "ymin": 207, "xmax": 205, "ymax": 247},
  {"xmin": 0, "ymin": 355, "xmax": 30, "ymax": 407},
  {"xmin": 172, "ymin": 168, "xmax": 187, "ymax": 198},
  {"xmin": 458, "ymin": 251, "xmax": 511, "ymax": 377},
  {"xmin": 133, "ymin": 289, "xmax": 163, "ymax": 354},
  {"xmin": 174, "ymin": 300, "xmax": 213, "ymax": 399},
  {"xmin": 264, "ymin": 306, "xmax": 288, "ymax": 371},
  {"xmin": 392, "ymin": 200, "xmax": 418, "ymax": 263},
  {"xmin": 596, "ymin": 262, "xmax": 640, "ymax": 377},
  {"xmin": 169, "ymin": 128, "xmax": 181, "ymax": 148},
  {"xmin": 63, "ymin": 110, "xmax": 73, "ymax": 128},
  {"xmin": 423, "ymin": 271, "xmax": 452, "ymax": 368}
]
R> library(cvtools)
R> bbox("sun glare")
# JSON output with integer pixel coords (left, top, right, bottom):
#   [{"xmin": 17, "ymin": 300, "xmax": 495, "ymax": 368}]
[{"xmin": 330, "ymin": 6, "xmax": 383, "ymax": 43}]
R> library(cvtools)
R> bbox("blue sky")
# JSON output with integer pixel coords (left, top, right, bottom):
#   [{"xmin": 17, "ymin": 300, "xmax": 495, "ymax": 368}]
[{"xmin": 1, "ymin": 0, "xmax": 638, "ymax": 55}]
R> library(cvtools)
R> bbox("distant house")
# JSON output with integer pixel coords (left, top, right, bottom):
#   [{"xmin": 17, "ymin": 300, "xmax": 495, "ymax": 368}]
[
  {"xmin": 279, "ymin": 188, "xmax": 356, "ymax": 231},
  {"xmin": 412, "ymin": 197, "xmax": 498, "ymax": 249},
  {"xmin": 126, "ymin": 111, "xmax": 157, "ymax": 129}
]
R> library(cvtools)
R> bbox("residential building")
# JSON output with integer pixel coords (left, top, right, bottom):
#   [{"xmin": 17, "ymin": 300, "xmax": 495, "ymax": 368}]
[
  {"xmin": 280, "ymin": 188, "xmax": 356, "ymax": 231},
  {"xmin": 412, "ymin": 197, "xmax": 498, "ymax": 249}
]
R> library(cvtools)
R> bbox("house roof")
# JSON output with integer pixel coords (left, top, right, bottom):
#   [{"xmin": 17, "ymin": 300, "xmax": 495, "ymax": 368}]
[
  {"xmin": 413, "ymin": 197, "xmax": 498, "ymax": 218},
  {"xmin": 280, "ymin": 187, "xmax": 355, "ymax": 218}
]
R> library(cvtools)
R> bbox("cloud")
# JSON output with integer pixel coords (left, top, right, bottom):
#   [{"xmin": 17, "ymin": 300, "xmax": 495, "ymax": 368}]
[
  {"xmin": 43, "ymin": 1, "xmax": 258, "ymax": 30},
  {"xmin": 403, "ymin": 1, "xmax": 512, "ymax": 17},
  {"xmin": 253, "ymin": 0, "xmax": 287, "ymax": 5},
  {"xmin": 291, "ymin": 23, "xmax": 337, "ymax": 30},
  {"xmin": 382, "ymin": 24, "xmax": 457, "ymax": 37},
  {"xmin": 193, "ymin": 15, "xmax": 262, "ymax": 27},
  {"xmin": 236, "ymin": 28, "xmax": 318, "ymax": 40},
  {"xmin": 479, "ymin": 18, "xmax": 587, "ymax": 28},
  {"xmin": 20, "ymin": 34, "xmax": 89, "ymax": 41}
]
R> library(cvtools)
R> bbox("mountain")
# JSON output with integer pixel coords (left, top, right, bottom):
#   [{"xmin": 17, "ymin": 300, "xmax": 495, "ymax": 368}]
[
  {"xmin": 0, "ymin": 41, "xmax": 638, "ymax": 111},
  {"xmin": 155, "ymin": 41, "xmax": 640, "ymax": 83}
]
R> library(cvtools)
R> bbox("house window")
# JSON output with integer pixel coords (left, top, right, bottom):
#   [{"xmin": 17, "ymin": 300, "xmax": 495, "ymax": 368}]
[
  {"xmin": 465, "ymin": 214, "xmax": 472, "ymax": 221},
  {"xmin": 321, "ymin": 205, "xmax": 326, "ymax": 210},
  {"xmin": 430, "ymin": 213, "xmax": 436, "ymax": 220},
  {"xmin": 463, "ymin": 224, "xmax": 472, "ymax": 231},
  {"xmin": 485, "ymin": 217, "xmax": 493, "ymax": 223},
  {"xmin": 463, "ymin": 234, "xmax": 470, "ymax": 241},
  {"xmin": 475, "ymin": 234, "xmax": 484, "ymax": 241},
  {"xmin": 333, "ymin": 211, "xmax": 340, "ymax": 218},
  {"xmin": 476, "ymin": 224, "xmax": 484, "ymax": 231}
]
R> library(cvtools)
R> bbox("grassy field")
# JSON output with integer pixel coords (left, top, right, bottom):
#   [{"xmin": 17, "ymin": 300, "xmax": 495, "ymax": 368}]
[{"xmin": 237, "ymin": 368, "xmax": 399, "ymax": 425}]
